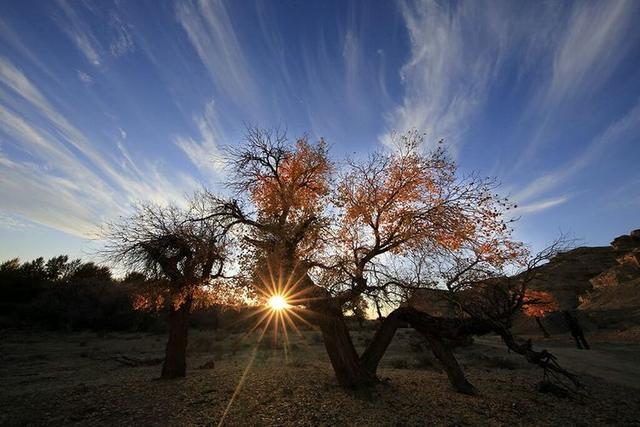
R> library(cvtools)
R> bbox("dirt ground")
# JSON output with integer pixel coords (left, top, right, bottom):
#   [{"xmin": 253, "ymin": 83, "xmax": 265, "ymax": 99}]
[{"xmin": 1, "ymin": 328, "xmax": 639, "ymax": 426}]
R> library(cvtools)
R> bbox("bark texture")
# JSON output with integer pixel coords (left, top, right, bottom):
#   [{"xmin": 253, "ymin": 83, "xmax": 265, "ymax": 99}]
[{"xmin": 161, "ymin": 295, "xmax": 193, "ymax": 379}]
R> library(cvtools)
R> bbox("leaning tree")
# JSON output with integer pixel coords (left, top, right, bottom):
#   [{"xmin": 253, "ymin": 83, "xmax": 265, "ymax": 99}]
[
  {"xmin": 201, "ymin": 128, "xmax": 576, "ymax": 393},
  {"xmin": 103, "ymin": 197, "xmax": 229, "ymax": 378}
]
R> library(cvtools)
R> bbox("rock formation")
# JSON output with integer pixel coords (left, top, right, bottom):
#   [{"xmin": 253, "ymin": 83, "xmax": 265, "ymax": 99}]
[
  {"xmin": 526, "ymin": 230, "xmax": 640, "ymax": 310},
  {"xmin": 408, "ymin": 229, "xmax": 640, "ymax": 334}
]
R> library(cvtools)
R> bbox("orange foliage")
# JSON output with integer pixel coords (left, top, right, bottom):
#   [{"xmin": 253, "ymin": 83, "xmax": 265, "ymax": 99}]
[
  {"xmin": 250, "ymin": 138, "xmax": 331, "ymax": 222},
  {"xmin": 335, "ymin": 131, "xmax": 522, "ymax": 269},
  {"xmin": 132, "ymin": 293, "xmax": 164, "ymax": 312},
  {"xmin": 523, "ymin": 290, "xmax": 558, "ymax": 318}
]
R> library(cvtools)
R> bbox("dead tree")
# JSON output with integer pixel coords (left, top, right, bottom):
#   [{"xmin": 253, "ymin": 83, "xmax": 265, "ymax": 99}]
[{"xmin": 102, "ymin": 197, "xmax": 229, "ymax": 378}]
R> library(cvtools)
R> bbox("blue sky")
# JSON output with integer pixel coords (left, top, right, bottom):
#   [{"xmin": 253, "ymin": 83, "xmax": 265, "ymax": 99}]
[{"xmin": 1, "ymin": 0, "xmax": 640, "ymax": 262}]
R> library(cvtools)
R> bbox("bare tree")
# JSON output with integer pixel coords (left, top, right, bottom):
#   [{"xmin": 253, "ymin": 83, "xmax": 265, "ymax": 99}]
[{"xmin": 102, "ymin": 195, "xmax": 230, "ymax": 378}]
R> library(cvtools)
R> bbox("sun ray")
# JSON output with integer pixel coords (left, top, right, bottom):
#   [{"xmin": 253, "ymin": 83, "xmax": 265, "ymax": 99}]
[
  {"xmin": 217, "ymin": 319, "xmax": 270, "ymax": 427},
  {"xmin": 278, "ymin": 310, "xmax": 290, "ymax": 361},
  {"xmin": 286, "ymin": 307, "xmax": 319, "ymax": 331}
]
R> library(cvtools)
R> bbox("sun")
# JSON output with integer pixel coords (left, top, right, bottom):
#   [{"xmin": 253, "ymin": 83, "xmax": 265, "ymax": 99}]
[{"xmin": 267, "ymin": 295, "xmax": 289, "ymax": 311}]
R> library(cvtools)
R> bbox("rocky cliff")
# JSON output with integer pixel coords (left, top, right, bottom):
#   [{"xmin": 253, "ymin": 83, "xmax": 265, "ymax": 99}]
[
  {"xmin": 526, "ymin": 229, "xmax": 640, "ymax": 310},
  {"xmin": 579, "ymin": 230, "xmax": 640, "ymax": 311}
]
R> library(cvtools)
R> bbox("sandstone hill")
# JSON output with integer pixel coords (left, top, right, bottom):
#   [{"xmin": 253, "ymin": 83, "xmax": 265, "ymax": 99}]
[
  {"xmin": 527, "ymin": 229, "xmax": 640, "ymax": 311},
  {"xmin": 408, "ymin": 229, "xmax": 640, "ymax": 336}
]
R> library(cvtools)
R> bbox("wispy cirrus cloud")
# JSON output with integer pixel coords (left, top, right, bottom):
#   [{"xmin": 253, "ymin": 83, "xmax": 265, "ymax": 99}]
[
  {"xmin": 107, "ymin": 12, "xmax": 135, "ymax": 58},
  {"xmin": 175, "ymin": 0, "xmax": 259, "ymax": 114},
  {"xmin": 0, "ymin": 57, "xmax": 199, "ymax": 236},
  {"xmin": 512, "ymin": 195, "xmax": 570, "ymax": 216},
  {"xmin": 546, "ymin": 0, "xmax": 638, "ymax": 105},
  {"xmin": 384, "ymin": 0, "xmax": 517, "ymax": 151},
  {"xmin": 514, "ymin": 0, "xmax": 640, "ymax": 168},
  {"xmin": 174, "ymin": 101, "xmax": 227, "ymax": 178},
  {"xmin": 0, "ymin": 210, "xmax": 31, "ymax": 231},
  {"xmin": 511, "ymin": 98, "xmax": 640, "ymax": 209},
  {"xmin": 55, "ymin": 0, "xmax": 102, "ymax": 66},
  {"xmin": 54, "ymin": 0, "xmax": 136, "ymax": 66},
  {"xmin": 387, "ymin": 0, "xmax": 639, "ymax": 218}
]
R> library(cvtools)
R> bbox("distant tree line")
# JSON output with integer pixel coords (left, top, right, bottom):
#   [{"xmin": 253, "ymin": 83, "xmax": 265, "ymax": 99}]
[{"xmin": 0, "ymin": 255, "xmax": 241, "ymax": 332}]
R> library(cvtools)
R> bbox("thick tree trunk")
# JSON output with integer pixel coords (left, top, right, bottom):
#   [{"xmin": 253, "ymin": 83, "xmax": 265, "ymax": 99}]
[
  {"xmin": 360, "ymin": 307, "xmax": 477, "ymax": 394},
  {"xmin": 294, "ymin": 269, "xmax": 377, "ymax": 389},
  {"xmin": 535, "ymin": 317, "xmax": 550, "ymax": 338},
  {"xmin": 297, "ymin": 267, "xmax": 472, "ymax": 392},
  {"xmin": 161, "ymin": 296, "xmax": 192, "ymax": 379},
  {"xmin": 318, "ymin": 308, "xmax": 377, "ymax": 388}
]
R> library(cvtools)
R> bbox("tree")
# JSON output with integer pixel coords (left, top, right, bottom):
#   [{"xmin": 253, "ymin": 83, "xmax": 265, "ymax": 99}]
[
  {"xmin": 523, "ymin": 290, "xmax": 558, "ymax": 337},
  {"xmin": 103, "ymin": 196, "xmax": 229, "ymax": 378},
  {"xmin": 207, "ymin": 128, "xmax": 578, "ymax": 393}
]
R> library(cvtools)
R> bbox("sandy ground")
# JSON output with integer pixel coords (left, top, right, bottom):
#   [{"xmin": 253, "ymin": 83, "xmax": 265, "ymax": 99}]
[
  {"xmin": 1, "ymin": 329, "xmax": 639, "ymax": 426},
  {"xmin": 475, "ymin": 336, "xmax": 640, "ymax": 390}
]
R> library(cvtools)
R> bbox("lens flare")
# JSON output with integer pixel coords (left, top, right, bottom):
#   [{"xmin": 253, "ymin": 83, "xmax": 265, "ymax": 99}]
[{"xmin": 268, "ymin": 295, "xmax": 289, "ymax": 311}]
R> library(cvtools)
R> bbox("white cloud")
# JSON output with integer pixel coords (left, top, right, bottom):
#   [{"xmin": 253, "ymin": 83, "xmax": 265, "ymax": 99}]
[
  {"xmin": 55, "ymin": 0, "xmax": 102, "ymax": 66},
  {"xmin": 0, "ymin": 154, "xmax": 107, "ymax": 236},
  {"xmin": 0, "ymin": 211, "xmax": 31, "ymax": 231},
  {"xmin": 0, "ymin": 58, "xmax": 201, "ymax": 236},
  {"xmin": 77, "ymin": 70, "xmax": 92, "ymax": 83},
  {"xmin": 512, "ymin": 196, "xmax": 569, "ymax": 215},
  {"xmin": 384, "ymin": 1, "xmax": 514, "ymax": 152},
  {"xmin": 514, "ymin": 0, "xmax": 640, "ymax": 169},
  {"xmin": 546, "ymin": 0, "xmax": 638, "ymax": 105},
  {"xmin": 175, "ymin": 0, "xmax": 258, "ymax": 114},
  {"xmin": 108, "ymin": 14, "xmax": 135, "ymax": 58},
  {"xmin": 174, "ymin": 101, "xmax": 226, "ymax": 177}
]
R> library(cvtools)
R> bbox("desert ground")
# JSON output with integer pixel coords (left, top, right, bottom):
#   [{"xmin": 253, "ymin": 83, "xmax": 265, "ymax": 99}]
[{"xmin": 1, "ymin": 328, "xmax": 639, "ymax": 426}]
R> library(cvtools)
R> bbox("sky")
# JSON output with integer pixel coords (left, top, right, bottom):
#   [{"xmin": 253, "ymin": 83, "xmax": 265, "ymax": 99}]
[{"xmin": 1, "ymin": 0, "xmax": 640, "ymax": 263}]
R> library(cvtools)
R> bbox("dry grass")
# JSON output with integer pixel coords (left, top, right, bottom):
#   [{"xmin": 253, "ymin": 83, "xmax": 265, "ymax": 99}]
[{"xmin": 1, "ymin": 330, "xmax": 639, "ymax": 426}]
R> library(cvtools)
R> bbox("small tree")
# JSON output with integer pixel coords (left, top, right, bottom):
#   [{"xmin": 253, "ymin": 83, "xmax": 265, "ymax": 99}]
[
  {"xmin": 523, "ymin": 290, "xmax": 558, "ymax": 337},
  {"xmin": 103, "ymin": 196, "xmax": 229, "ymax": 378}
]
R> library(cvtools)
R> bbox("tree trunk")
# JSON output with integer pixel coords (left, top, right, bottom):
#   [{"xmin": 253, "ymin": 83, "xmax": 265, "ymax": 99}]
[
  {"xmin": 161, "ymin": 296, "xmax": 192, "ymax": 379},
  {"xmin": 421, "ymin": 332, "xmax": 477, "ymax": 395},
  {"xmin": 316, "ymin": 304, "xmax": 377, "ymax": 388},
  {"xmin": 535, "ymin": 317, "xmax": 550, "ymax": 338},
  {"xmin": 360, "ymin": 310, "xmax": 401, "ymax": 373},
  {"xmin": 295, "ymin": 269, "xmax": 376, "ymax": 389},
  {"xmin": 361, "ymin": 307, "xmax": 476, "ymax": 395},
  {"xmin": 563, "ymin": 310, "xmax": 589, "ymax": 350}
]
